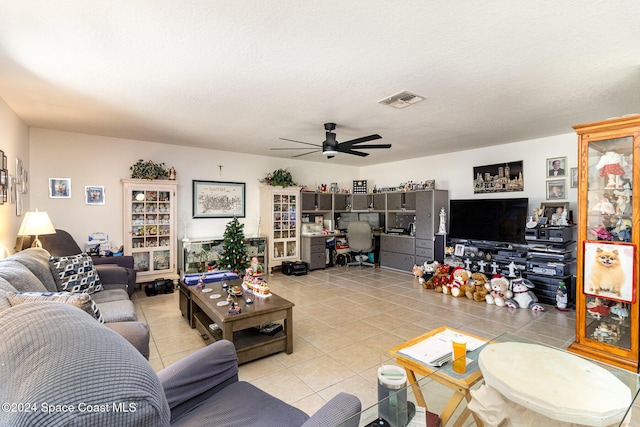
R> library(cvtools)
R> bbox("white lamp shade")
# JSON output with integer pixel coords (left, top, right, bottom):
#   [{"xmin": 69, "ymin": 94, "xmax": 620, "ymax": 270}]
[{"xmin": 17, "ymin": 210, "xmax": 56, "ymax": 237}]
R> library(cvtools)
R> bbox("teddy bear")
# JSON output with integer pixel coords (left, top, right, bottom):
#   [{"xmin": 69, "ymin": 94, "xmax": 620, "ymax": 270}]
[
  {"xmin": 427, "ymin": 264, "xmax": 451, "ymax": 293},
  {"xmin": 485, "ymin": 275, "xmax": 512, "ymax": 307},
  {"xmin": 414, "ymin": 260, "xmax": 439, "ymax": 289},
  {"xmin": 412, "ymin": 264, "xmax": 424, "ymax": 283},
  {"xmin": 447, "ymin": 267, "xmax": 471, "ymax": 297},
  {"xmin": 466, "ymin": 272, "xmax": 489, "ymax": 302},
  {"xmin": 505, "ymin": 278, "xmax": 545, "ymax": 311},
  {"xmin": 422, "ymin": 260, "xmax": 438, "ymax": 283}
]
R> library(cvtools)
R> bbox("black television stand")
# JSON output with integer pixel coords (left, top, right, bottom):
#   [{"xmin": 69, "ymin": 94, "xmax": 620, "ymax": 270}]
[{"xmin": 448, "ymin": 240, "xmax": 528, "ymax": 277}]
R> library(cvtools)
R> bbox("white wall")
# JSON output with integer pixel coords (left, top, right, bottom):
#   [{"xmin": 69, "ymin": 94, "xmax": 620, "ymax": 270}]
[
  {"xmin": 29, "ymin": 129, "xmax": 359, "ymax": 249},
  {"xmin": 0, "ymin": 97, "xmax": 30, "ymax": 258},
  {"xmin": 361, "ymin": 133, "xmax": 579, "ymax": 218},
  {"xmin": 26, "ymin": 128, "xmax": 579, "ymax": 254}
]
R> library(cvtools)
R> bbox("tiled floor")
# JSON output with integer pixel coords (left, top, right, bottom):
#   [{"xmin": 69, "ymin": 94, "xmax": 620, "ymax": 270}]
[{"xmin": 131, "ymin": 266, "xmax": 634, "ymax": 424}]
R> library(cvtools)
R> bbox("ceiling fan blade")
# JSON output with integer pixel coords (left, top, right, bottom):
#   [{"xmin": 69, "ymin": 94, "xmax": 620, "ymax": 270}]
[
  {"xmin": 341, "ymin": 134, "xmax": 382, "ymax": 145},
  {"xmin": 292, "ymin": 150, "xmax": 321, "ymax": 158},
  {"xmin": 343, "ymin": 150, "xmax": 370, "ymax": 157},
  {"xmin": 347, "ymin": 144, "xmax": 392, "ymax": 149},
  {"xmin": 271, "ymin": 147, "xmax": 320, "ymax": 151},
  {"xmin": 279, "ymin": 138, "xmax": 322, "ymax": 148}
]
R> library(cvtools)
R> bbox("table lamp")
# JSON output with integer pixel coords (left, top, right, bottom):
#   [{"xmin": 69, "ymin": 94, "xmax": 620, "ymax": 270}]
[{"xmin": 17, "ymin": 209, "xmax": 56, "ymax": 248}]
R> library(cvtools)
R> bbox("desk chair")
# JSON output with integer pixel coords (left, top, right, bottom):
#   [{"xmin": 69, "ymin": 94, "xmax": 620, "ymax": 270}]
[{"xmin": 347, "ymin": 221, "xmax": 375, "ymax": 268}]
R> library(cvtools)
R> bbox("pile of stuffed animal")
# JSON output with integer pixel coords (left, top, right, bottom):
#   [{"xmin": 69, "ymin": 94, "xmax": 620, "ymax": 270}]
[{"xmin": 411, "ymin": 261, "xmax": 545, "ymax": 311}]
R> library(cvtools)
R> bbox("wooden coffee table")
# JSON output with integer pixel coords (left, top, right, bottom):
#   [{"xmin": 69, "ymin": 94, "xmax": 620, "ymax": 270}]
[{"xmin": 185, "ymin": 279, "xmax": 294, "ymax": 364}]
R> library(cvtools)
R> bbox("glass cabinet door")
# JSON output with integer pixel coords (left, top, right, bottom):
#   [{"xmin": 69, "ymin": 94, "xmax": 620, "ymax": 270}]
[
  {"xmin": 583, "ymin": 136, "xmax": 634, "ymax": 351},
  {"xmin": 122, "ymin": 179, "xmax": 178, "ymax": 283},
  {"xmin": 271, "ymin": 194, "xmax": 297, "ymax": 260}
]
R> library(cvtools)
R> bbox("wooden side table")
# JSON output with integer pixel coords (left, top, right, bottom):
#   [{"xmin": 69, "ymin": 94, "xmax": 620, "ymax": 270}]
[{"xmin": 389, "ymin": 326, "xmax": 487, "ymax": 427}]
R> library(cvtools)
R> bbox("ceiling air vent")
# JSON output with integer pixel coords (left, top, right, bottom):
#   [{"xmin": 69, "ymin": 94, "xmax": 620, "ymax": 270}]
[{"xmin": 378, "ymin": 91, "xmax": 425, "ymax": 109}]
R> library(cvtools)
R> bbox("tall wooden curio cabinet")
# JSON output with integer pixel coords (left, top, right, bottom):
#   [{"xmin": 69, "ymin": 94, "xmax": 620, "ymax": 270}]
[
  {"xmin": 259, "ymin": 186, "xmax": 301, "ymax": 273},
  {"xmin": 569, "ymin": 115, "xmax": 640, "ymax": 372},
  {"xmin": 122, "ymin": 179, "xmax": 179, "ymax": 284}
]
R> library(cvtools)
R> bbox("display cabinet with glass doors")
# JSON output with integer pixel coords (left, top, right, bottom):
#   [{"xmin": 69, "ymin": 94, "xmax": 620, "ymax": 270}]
[{"xmin": 569, "ymin": 115, "xmax": 640, "ymax": 372}]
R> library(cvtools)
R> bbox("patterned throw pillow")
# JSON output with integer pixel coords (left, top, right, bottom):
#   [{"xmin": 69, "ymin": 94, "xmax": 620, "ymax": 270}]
[
  {"xmin": 49, "ymin": 253, "xmax": 103, "ymax": 294},
  {"xmin": 6, "ymin": 291, "xmax": 104, "ymax": 323}
]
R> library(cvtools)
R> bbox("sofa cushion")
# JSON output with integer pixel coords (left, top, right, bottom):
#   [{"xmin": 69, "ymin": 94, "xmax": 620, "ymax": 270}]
[
  {"xmin": 9, "ymin": 248, "xmax": 59, "ymax": 292},
  {"xmin": 6, "ymin": 291, "xmax": 104, "ymax": 323},
  {"xmin": 49, "ymin": 253, "xmax": 104, "ymax": 294},
  {"xmin": 90, "ymin": 288, "xmax": 130, "ymax": 304},
  {"xmin": 0, "ymin": 260, "xmax": 48, "ymax": 292},
  {"xmin": 0, "ymin": 290, "xmax": 11, "ymax": 313},
  {"xmin": 98, "ymin": 300, "xmax": 138, "ymax": 323},
  {"xmin": 0, "ymin": 302, "xmax": 170, "ymax": 426},
  {"xmin": 0, "ymin": 277, "xmax": 18, "ymax": 293},
  {"xmin": 170, "ymin": 380, "xmax": 309, "ymax": 427}
]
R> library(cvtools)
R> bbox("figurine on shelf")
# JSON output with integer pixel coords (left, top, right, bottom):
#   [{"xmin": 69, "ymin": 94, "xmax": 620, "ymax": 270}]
[
  {"xmin": 438, "ymin": 207, "xmax": 447, "ymax": 234},
  {"xmin": 588, "ymin": 224, "xmax": 612, "ymax": 241},
  {"xmin": 550, "ymin": 207, "xmax": 568, "ymax": 226},
  {"xmin": 169, "ymin": 166, "xmax": 176, "ymax": 180},
  {"xmin": 610, "ymin": 303, "xmax": 629, "ymax": 324},
  {"xmin": 587, "ymin": 298, "xmax": 610, "ymax": 319},
  {"xmin": 590, "ymin": 196, "xmax": 615, "ymax": 215},
  {"xmin": 614, "ymin": 188, "xmax": 632, "ymax": 216},
  {"xmin": 555, "ymin": 281, "xmax": 568, "ymax": 311},
  {"xmin": 596, "ymin": 151, "xmax": 625, "ymax": 189}
]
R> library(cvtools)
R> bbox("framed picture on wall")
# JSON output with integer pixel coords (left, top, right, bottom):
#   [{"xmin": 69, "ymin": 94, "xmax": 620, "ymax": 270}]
[
  {"xmin": 570, "ymin": 167, "xmax": 578, "ymax": 188},
  {"xmin": 547, "ymin": 157, "xmax": 566, "ymax": 177},
  {"xmin": 192, "ymin": 180, "xmax": 246, "ymax": 218},
  {"xmin": 546, "ymin": 179, "xmax": 566, "ymax": 199},
  {"xmin": 15, "ymin": 158, "xmax": 23, "ymax": 184},
  {"xmin": 85, "ymin": 186, "xmax": 105, "ymax": 205},
  {"xmin": 49, "ymin": 178, "xmax": 71, "ymax": 198}
]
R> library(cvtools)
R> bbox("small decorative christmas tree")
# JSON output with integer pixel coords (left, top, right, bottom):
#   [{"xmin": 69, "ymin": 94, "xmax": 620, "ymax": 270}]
[{"xmin": 219, "ymin": 216, "xmax": 248, "ymax": 274}]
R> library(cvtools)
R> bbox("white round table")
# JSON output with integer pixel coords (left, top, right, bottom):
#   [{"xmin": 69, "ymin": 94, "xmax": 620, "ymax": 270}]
[{"xmin": 478, "ymin": 342, "xmax": 632, "ymax": 427}]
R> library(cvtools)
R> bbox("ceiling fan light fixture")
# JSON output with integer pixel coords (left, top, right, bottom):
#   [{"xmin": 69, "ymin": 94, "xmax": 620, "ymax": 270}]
[{"xmin": 323, "ymin": 131, "xmax": 338, "ymax": 156}]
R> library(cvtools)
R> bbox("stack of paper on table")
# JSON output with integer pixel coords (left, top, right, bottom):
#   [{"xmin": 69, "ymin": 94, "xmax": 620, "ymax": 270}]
[{"xmin": 398, "ymin": 329, "xmax": 488, "ymax": 367}]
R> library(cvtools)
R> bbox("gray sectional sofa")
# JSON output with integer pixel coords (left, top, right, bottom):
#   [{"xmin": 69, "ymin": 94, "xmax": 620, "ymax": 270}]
[
  {"xmin": 0, "ymin": 248, "xmax": 362, "ymax": 426},
  {"xmin": 0, "ymin": 247, "xmax": 149, "ymax": 358}
]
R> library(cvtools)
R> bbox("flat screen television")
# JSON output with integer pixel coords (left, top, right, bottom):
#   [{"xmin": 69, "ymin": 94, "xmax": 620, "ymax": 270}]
[{"xmin": 449, "ymin": 198, "xmax": 529, "ymax": 245}]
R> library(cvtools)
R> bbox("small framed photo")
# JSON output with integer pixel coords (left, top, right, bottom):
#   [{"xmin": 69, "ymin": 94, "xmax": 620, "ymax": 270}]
[
  {"xmin": 314, "ymin": 215, "xmax": 324, "ymax": 225},
  {"xmin": 8, "ymin": 175, "xmax": 15, "ymax": 204},
  {"xmin": 546, "ymin": 179, "xmax": 566, "ymax": 200},
  {"xmin": 540, "ymin": 202, "xmax": 569, "ymax": 224},
  {"xmin": 583, "ymin": 241, "xmax": 636, "ymax": 303},
  {"xmin": 547, "ymin": 157, "xmax": 566, "ymax": 178},
  {"xmin": 454, "ymin": 244, "xmax": 465, "ymax": 257},
  {"xmin": 570, "ymin": 167, "xmax": 578, "ymax": 188},
  {"xmin": 20, "ymin": 169, "xmax": 28, "ymax": 194},
  {"xmin": 15, "ymin": 158, "xmax": 23, "ymax": 184},
  {"xmin": 49, "ymin": 178, "xmax": 71, "ymax": 198},
  {"xmin": 85, "ymin": 186, "xmax": 105, "ymax": 205}
]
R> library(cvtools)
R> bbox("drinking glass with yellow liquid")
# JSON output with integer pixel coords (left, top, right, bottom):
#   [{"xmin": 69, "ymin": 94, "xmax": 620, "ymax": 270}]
[{"xmin": 452, "ymin": 335, "xmax": 467, "ymax": 374}]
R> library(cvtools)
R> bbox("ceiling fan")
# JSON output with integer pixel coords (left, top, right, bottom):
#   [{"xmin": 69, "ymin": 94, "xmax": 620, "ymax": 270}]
[{"xmin": 272, "ymin": 123, "xmax": 391, "ymax": 158}]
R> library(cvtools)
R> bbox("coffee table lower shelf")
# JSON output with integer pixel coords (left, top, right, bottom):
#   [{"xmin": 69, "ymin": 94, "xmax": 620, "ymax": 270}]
[{"xmin": 192, "ymin": 310, "xmax": 288, "ymax": 364}]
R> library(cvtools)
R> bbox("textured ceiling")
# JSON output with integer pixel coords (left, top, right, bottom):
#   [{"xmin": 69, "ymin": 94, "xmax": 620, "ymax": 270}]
[{"xmin": 1, "ymin": 1, "xmax": 639, "ymax": 166}]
